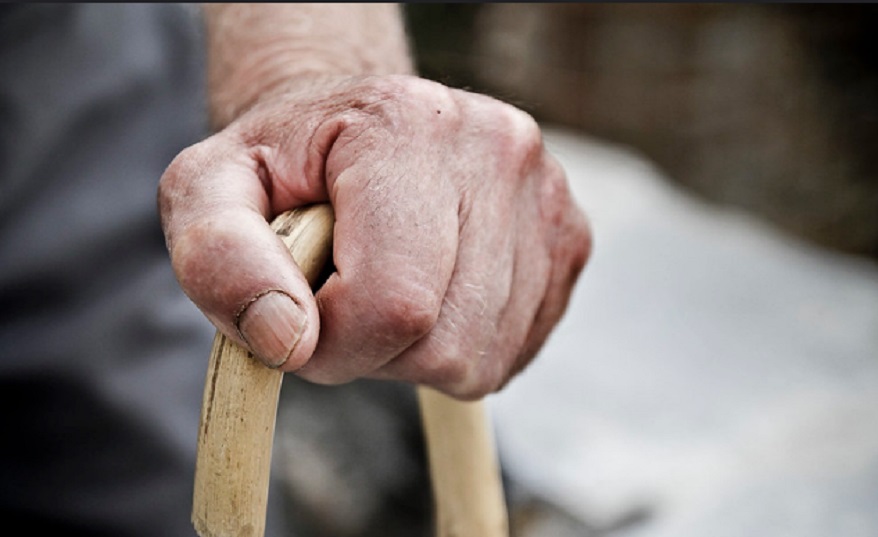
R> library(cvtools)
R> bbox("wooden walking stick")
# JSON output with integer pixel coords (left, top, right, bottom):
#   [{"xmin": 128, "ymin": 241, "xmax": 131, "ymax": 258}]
[
  {"xmin": 192, "ymin": 204, "xmax": 508, "ymax": 537},
  {"xmin": 417, "ymin": 386, "xmax": 509, "ymax": 537}
]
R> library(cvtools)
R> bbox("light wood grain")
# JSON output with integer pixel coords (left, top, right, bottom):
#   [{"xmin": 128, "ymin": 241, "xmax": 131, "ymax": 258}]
[
  {"xmin": 192, "ymin": 205, "xmax": 334, "ymax": 537},
  {"xmin": 419, "ymin": 386, "xmax": 509, "ymax": 537}
]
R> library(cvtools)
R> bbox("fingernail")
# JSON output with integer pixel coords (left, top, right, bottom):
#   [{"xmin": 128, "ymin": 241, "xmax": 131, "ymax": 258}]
[{"xmin": 236, "ymin": 291, "xmax": 307, "ymax": 368}]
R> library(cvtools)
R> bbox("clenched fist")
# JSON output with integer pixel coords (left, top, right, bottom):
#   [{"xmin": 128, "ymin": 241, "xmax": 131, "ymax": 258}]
[{"xmin": 158, "ymin": 75, "xmax": 590, "ymax": 399}]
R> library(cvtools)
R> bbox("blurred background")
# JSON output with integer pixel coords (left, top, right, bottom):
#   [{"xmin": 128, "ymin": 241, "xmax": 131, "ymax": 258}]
[
  {"xmin": 274, "ymin": 5, "xmax": 878, "ymax": 537},
  {"xmin": 8, "ymin": 4, "xmax": 874, "ymax": 537},
  {"xmin": 406, "ymin": 4, "xmax": 878, "ymax": 259}
]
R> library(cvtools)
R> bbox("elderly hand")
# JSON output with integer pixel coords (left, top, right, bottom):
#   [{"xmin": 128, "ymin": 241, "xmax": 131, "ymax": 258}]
[{"xmin": 158, "ymin": 75, "xmax": 590, "ymax": 399}]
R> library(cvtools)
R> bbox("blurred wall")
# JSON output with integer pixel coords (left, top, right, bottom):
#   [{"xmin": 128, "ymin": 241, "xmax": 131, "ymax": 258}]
[{"xmin": 405, "ymin": 4, "xmax": 878, "ymax": 258}]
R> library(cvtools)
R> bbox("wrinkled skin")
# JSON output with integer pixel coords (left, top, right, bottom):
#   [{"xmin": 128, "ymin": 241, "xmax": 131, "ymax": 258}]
[{"xmin": 158, "ymin": 75, "xmax": 591, "ymax": 399}]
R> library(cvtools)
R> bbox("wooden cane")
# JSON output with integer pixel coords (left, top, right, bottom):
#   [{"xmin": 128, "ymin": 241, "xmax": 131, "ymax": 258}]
[{"xmin": 191, "ymin": 204, "xmax": 508, "ymax": 537}]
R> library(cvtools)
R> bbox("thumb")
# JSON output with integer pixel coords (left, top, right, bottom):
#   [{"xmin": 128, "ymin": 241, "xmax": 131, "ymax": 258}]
[{"xmin": 158, "ymin": 134, "xmax": 322, "ymax": 370}]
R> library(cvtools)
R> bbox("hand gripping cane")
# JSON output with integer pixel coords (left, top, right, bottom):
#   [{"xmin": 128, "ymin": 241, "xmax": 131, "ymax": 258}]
[{"xmin": 191, "ymin": 204, "xmax": 508, "ymax": 537}]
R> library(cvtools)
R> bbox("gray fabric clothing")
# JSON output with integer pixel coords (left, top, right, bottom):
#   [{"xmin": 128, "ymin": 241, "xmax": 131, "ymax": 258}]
[{"xmin": 0, "ymin": 4, "xmax": 287, "ymax": 535}]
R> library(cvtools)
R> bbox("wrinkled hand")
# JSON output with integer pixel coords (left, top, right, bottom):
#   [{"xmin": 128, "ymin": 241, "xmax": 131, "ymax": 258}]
[{"xmin": 158, "ymin": 75, "xmax": 591, "ymax": 399}]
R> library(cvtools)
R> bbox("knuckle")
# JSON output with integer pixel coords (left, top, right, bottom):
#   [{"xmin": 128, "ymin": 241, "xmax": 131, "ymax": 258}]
[
  {"xmin": 553, "ymin": 189, "xmax": 592, "ymax": 272},
  {"xmin": 461, "ymin": 373, "xmax": 504, "ymax": 400},
  {"xmin": 157, "ymin": 142, "xmax": 213, "ymax": 218},
  {"xmin": 161, "ymin": 142, "xmax": 208, "ymax": 187},
  {"xmin": 510, "ymin": 106, "xmax": 542, "ymax": 143},
  {"xmin": 421, "ymin": 341, "xmax": 508, "ymax": 400},
  {"xmin": 442, "ymin": 367, "xmax": 501, "ymax": 401},
  {"xmin": 157, "ymin": 151, "xmax": 186, "ymax": 207},
  {"xmin": 422, "ymin": 352, "xmax": 471, "ymax": 390},
  {"xmin": 297, "ymin": 365, "xmax": 355, "ymax": 387},
  {"xmin": 573, "ymin": 209, "xmax": 593, "ymax": 258},
  {"xmin": 567, "ymin": 210, "xmax": 593, "ymax": 281},
  {"xmin": 373, "ymin": 280, "xmax": 442, "ymax": 342},
  {"xmin": 497, "ymin": 105, "xmax": 544, "ymax": 160}
]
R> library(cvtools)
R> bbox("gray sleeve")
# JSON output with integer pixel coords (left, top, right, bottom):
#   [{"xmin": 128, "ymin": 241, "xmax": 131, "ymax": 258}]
[{"xmin": 0, "ymin": 5, "xmax": 289, "ymax": 536}]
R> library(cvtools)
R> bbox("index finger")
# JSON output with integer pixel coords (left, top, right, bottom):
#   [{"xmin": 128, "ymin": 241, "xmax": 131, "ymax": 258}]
[{"xmin": 158, "ymin": 133, "xmax": 322, "ymax": 370}]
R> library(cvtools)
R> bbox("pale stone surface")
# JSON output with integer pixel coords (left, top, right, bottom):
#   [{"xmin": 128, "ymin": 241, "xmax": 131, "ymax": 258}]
[{"xmin": 489, "ymin": 126, "xmax": 878, "ymax": 536}]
